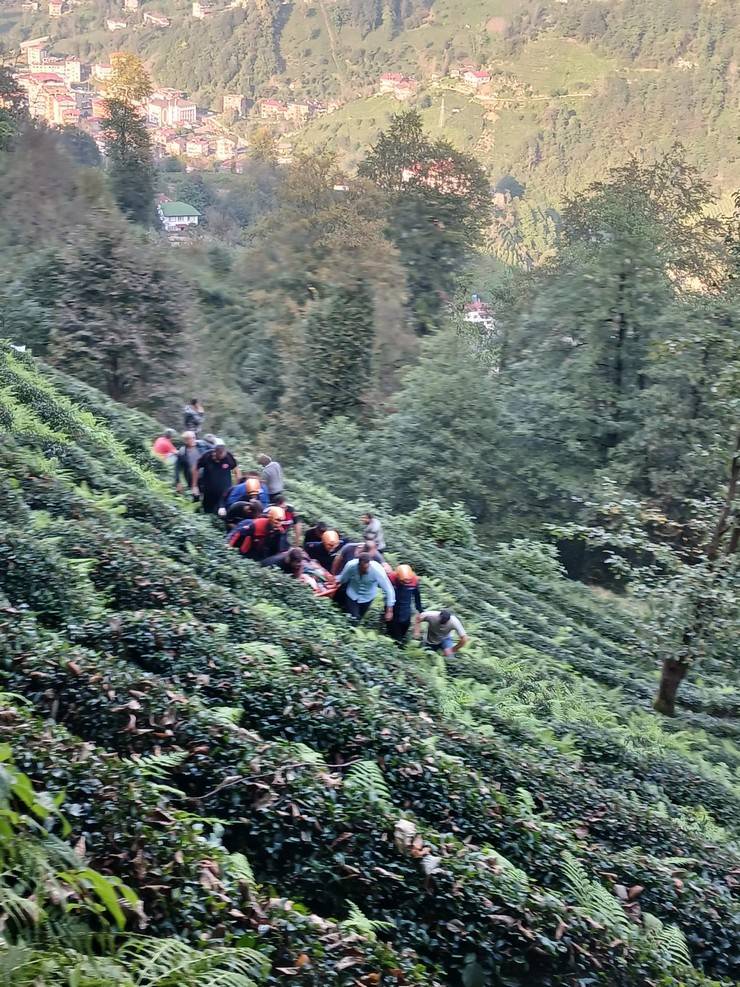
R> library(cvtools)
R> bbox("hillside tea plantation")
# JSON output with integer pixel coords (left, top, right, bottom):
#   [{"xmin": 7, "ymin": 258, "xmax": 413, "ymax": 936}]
[{"xmin": 0, "ymin": 341, "xmax": 738, "ymax": 986}]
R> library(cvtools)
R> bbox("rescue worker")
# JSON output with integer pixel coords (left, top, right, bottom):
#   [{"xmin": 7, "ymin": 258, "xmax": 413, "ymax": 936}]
[
  {"xmin": 361, "ymin": 511, "xmax": 386, "ymax": 553},
  {"xmin": 258, "ymin": 454, "xmax": 284, "ymax": 503},
  {"xmin": 337, "ymin": 552, "xmax": 395, "ymax": 625},
  {"xmin": 414, "ymin": 609, "xmax": 468, "ymax": 657},
  {"xmin": 388, "ymin": 564, "xmax": 423, "ymax": 643},
  {"xmin": 271, "ymin": 494, "xmax": 303, "ymax": 544},
  {"xmin": 225, "ymin": 474, "xmax": 269, "ymax": 511},
  {"xmin": 331, "ymin": 538, "xmax": 385, "ymax": 577},
  {"xmin": 305, "ymin": 528, "xmax": 346, "ymax": 572},
  {"xmin": 195, "ymin": 440, "xmax": 237, "ymax": 514},
  {"xmin": 227, "ymin": 504, "xmax": 284, "ymax": 561}
]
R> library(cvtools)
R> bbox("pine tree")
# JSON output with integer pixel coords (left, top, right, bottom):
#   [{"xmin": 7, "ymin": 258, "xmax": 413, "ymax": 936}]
[
  {"xmin": 100, "ymin": 54, "xmax": 154, "ymax": 225},
  {"xmin": 302, "ymin": 282, "xmax": 375, "ymax": 420},
  {"xmin": 360, "ymin": 111, "xmax": 490, "ymax": 334},
  {"xmin": 46, "ymin": 220, "xmax": 188, "ymax": 412},
  {"xmin": 101, "ymin": 100, "xmax": 155, "ymax": 226}
]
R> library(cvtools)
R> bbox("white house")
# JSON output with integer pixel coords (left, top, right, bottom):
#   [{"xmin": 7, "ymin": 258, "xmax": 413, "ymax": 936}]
[{"xmin": 158, "ymin": 200, "xmax": 201, "ymax": 233}]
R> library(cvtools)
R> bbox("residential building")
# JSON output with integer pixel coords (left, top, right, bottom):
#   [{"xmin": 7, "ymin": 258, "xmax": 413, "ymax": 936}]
[
  {"xmin": 192, "ymin": 0, "xmax": 213, "ymax": 17},
  {"xmin": 185, "ymin": 135, "xmax": 211, "ymax": 157},
  {"xmin": 258, "ymin": 97, "xmax": 288, "ymax": 120},
  {"xmin": 39, "ymin": 54, "xmax": 82, "ymax": 84},
  {"xmin": 48, "ymin": 89, "xmax": 79, "ymax": 124},
  {"xmin": 123, "ymin": 0, "xmax": 139, "ymax": 8},
  {"xmin": 107, "ymin": 17, "xmax": 127, "ymax": 29},
  {"xmin": 464, "ymin": 298, "xmax": 496, "ymax": 332},
  {"xmin": 21, "ymin": 1, "xmax": 40, "ymax": 10},
  {"xmin": 166, "ymin": 135, "xmax": 186, "ymax": 156},
  {"xmin": 378, "ymin": 72, "xmax": 418, "ymax": 100},
  {"xmin": 143, "ymin": 11, "xmax": 170, "ymax": 26},
  {"xmin": 48, "ymin": 0, "xmax": 65, "ymax": 16},
  {"xmin": 286, "ymin": 101, "xmax": 311, "ymax": 125},
  {"xmin": 463, "ymin": 68, "xmax": 490, "ymax": 87},
  {"xmin": 215, "ymin": 135, "xmax": 236, "ymax": 160},
  {"xmin": 147, "ymin": 96, "xmax": 169, "ymax": 126},
  {"xmin": 20, "ymin": 37, "xmax": 49, "ymax": 67},
  {"xmin": 92, "ymin": 63, "xmax": 113, "ymax": 82},
  {"xmin": 222, "ymin": 93, "xmax": 245, "ymax": 116},
  {"xmin": 170, "ymin": 97, "xmax": 197, "ymax": 125},
  {"xmin": 90, "ymin": 95, "xmax": 108, "ymax": 119},
  {"xmin": 158, "ymin": 200, "xmax": 201, "ymax": 232}
]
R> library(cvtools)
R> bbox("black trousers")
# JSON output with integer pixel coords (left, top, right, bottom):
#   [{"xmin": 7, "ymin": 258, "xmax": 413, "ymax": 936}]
[
  {"xmin": 343, "ymin": 596, "xmax": 372, "ymax": 623},
  {"xmin": 387, "ymin": 617, "xmax": 410, "ymax": 643}
]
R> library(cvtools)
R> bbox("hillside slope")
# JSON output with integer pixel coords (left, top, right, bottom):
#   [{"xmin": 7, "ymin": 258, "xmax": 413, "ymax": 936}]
[
  {"xmin": 0, "ymin": 341, "xmax": 738, "ymax": 985},
  {"xmin": 4, "ymin": 0, "xmax": 738, "ymax": 197}
]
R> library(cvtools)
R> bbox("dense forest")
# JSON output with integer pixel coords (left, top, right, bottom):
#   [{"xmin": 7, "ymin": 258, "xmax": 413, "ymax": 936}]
[{"xmin": 0, "ymin": 5, "xmax": 739, "ymax": 983}]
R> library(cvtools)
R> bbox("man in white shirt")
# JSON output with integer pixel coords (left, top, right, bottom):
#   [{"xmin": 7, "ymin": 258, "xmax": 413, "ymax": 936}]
[
  {"xmin": 338, "ymin": 552, "xmax": 395, "ymax": 625},
  {"xmin": 258, "ymin": 453, "xmax": 284, "ymax": 503},
  {"xmin": 414, "ymin": 609, "xmax": 468, "ymax": 657}
]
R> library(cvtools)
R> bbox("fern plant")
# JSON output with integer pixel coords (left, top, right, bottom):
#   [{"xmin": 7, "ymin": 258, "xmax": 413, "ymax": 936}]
[
  {"xmin": 340, "ymin": 901, "xmax": 393, "ymax": 943},
  {"xmin": 344, "ymin": 760, "xmax": 392, "ymax": 814}
]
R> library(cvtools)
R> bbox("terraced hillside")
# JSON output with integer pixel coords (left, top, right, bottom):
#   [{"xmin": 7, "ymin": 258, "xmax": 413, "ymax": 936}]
[{"xmin": 0, "ymin": 340, "xmax": 738, "ymax": 985}]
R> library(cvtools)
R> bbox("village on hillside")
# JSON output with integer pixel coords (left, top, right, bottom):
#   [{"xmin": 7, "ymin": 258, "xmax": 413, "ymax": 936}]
[{"xmin": 9, "ymin": 0, "xmax": 498, "ymax": 175}]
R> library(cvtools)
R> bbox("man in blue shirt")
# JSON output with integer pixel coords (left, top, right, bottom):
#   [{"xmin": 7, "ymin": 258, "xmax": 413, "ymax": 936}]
[{"xmin": 338, "ymin": 552, "xmax": 396, "ymax": 625}]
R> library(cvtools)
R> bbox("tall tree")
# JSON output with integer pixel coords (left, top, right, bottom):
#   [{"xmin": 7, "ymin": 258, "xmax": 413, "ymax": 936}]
[
  {"xmin": 46, "ymin": 219, "xmax": 188, "ymax": 411},
  {"xmin": 101, "ymin": 54, "xmax": 154, "ymax": 225},
  {"xmin": 301, "ymin": 282, "xmax": 375, "ymax": 420},
  {"xmin": 0, "ymin": 62, "xmax": 27, "ymax": 150},
  {"xmin": 359, "ymin": 110, "xmax": 490, "ymax": 333}
]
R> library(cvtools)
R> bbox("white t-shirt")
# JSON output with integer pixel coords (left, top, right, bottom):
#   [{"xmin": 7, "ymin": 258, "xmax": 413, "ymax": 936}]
[{"xmin": 420, "ymin": 610, "xmax": 466, "ymax": 646}]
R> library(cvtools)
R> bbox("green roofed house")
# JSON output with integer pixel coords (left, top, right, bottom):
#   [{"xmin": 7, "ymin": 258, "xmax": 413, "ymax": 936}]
[{"xmin": 157, "ymin": 199, "xmax": 201, "ymax": 234}]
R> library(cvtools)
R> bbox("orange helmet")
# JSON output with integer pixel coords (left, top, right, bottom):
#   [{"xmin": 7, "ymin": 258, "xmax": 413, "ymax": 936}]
[
  {"xmin": 396, "ymin": 564, "xmax": 415, "ymax": 583},
  {"xmin": 267, "ymin": 505, "xmax": 286, "ymax": 524},
  {"xmin": 246, "ymin": 477, "xmax": 261, "ymax": 495},
  {"xmin": 321, "ymin": 529, "xmax": 340, "ymax": 551}
]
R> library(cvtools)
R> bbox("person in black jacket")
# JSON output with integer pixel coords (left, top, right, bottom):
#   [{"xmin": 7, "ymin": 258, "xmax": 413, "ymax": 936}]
[
  {"xmin": 388, "ymin": 564, "xmax": 423, "ymax": 644},
  {"xmin": 196, "ymin": 441, "xmax": 237, "ymax": 514}
]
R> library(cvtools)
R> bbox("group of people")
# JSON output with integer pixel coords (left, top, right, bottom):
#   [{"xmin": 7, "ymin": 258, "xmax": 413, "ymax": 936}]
[{"xmin": 150, "ymin": 403, "xmax": 469, "ymax": 656}]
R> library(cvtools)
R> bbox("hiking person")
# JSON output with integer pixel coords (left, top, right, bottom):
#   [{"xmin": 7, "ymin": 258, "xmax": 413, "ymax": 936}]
[
  {"xmin": 183, "ymin": 399, "xmax": 205, "ymax": 434},
  {"xmin": 303, "ymin": 520, "xmax": 328, "ymax": 547},
  {"xmin": 337, "ymin": 552, "xmax": 395, "ymax": 625},
  {"xmin": 332, "ymin": 538, "xmax": 385, "ymax": 577},
  {"xmin": 388, "ymin": 564, "xmax": 423, "ymax": 643},
  {"xmin": 195, "ymin": 440, "xmax": 237, "ymax": 514},
  {"xmin": 225, "ymin": 473, "xmax": 268, "ymax": 511},
  {"xmin": 227, "ymin": 506, "xmax": 284, "ymax": 561},
  {"xmin": 223, "ymin": 500, "xmax": 253, "ymax": 529},
  {"xmin": 305, "ymin": 528, "xmax": 346, "ymax": 572},
  {"xmin": 152, "ymin": 429, "xmax": 178, "ymax": 463},
  {"xmin": 174, "ymin": 431, "xmax": 202, "ymax": 498},
  {"xmin": 258, "ymin": 453, "xmax": 284, "ymax": 503},
  {"xmin": 271, "ymin": 494, "xmax": 303, "ymax": 544},
  {"xmin": 361, "ymin": 511, "xmax": 386, "ymax": 553},
  {"xmin": 414, "ymin": 609, "xmax": 468, "ymax": 657}
]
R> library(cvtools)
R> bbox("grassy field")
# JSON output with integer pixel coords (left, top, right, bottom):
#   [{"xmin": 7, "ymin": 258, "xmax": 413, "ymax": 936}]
[{"xmin": 501, "ymin": 34, "xmax": 617, "ymax": 94}]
